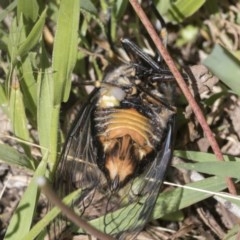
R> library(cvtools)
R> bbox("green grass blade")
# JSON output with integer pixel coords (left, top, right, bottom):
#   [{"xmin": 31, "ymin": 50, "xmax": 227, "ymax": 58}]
[
  {"xmin": 37, "ymin": 67, "xmax": 53, "ymax": 150},
  {"xmin": 52, "ymin": 0, "xmax": 79, "ymax": 104},
  {"xmin": 176, "ymin": 161, "xmax": 240, "ymax": 179},
  {"xmin": 80, "ymin": 0, "xmax": 97, "ymax": 14},
  {"xmin": 0, "ymin": 83, "xmax": 8, "ymax": 115},
  {"xmin": 154, "ymin": 176, "xmax": 226, "ymax": 216},
  {"xmin": 15, "ymin": 9, "xmax": 47, "ymax": 64},
  {"xmin": 24, "ymin": 189, "xmax": 82, "ymax": 240},
  {"xmin": 18, "ymin": 56, "xmax": 37, "ymax": 120},
  {"xmin": 4, "ymin": 160, "xmax": 47, "ymax": 240},
  {"xmin": 203, "ymin": 44, "xmax": 240, "ymax": 96},
  {"xmin": 17, "ymin": 0, "xmax": 39, "ymax": 22},
  {"xmin": 7, "ymin": 16, "xmax": 23, "ymax": 70},
  {"xmin": 0, "ymin": 144, "xmax": 34, "ymax": 169},
  {"xmin": 37, "ymin": 65, "xmax": 59, "ymax": 172},
  {"xmin": 115, "ymin": 0, "xmax": 129, "ymax": 19},
  {"xmin": 9, "ymin": 81, "xmax": 31, "ymax": 157},
  {"xmin": 159, "ymin": 0, "xmax": 206, "ymax": 23},
  {"xmin": 174, "ymin": 150, "xmax": 240, "ymax": 162}
]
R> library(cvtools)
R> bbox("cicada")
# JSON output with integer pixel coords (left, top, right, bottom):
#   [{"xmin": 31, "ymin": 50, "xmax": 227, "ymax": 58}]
[{"xmin": 54, "ymin": 38, "xmax": 177, "ymax": 239}]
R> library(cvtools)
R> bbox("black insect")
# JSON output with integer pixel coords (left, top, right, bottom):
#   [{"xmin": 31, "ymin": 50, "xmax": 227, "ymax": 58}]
[{"xmin": 54, "ymin": 38, "xmax": 177, "ymax": 239}]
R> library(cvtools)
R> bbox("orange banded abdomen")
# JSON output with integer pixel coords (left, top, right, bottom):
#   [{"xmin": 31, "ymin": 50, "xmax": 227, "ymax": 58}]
[{"xmin": 94, "ymin": 107, "xmax": 159, "ymax": 189}]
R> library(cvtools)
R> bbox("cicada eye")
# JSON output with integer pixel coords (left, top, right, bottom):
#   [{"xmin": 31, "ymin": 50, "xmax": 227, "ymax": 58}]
[{"xmin": 123, "ymin": 86, "xmax": 137, "ymax": 95}]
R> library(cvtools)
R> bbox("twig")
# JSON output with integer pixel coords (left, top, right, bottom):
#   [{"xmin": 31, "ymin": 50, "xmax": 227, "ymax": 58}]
[
  {"xmin": 129, "ymin": 0, "xmax": 236, "ymax": 195},
  {"xmin": 37, "ymin": 177, "xmax": 115, "ymax": 240}
]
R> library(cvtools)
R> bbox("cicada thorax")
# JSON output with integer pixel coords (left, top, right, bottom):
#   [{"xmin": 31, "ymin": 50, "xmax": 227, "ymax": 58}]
[{"xmin": 92, "ymin": 67, "xmax": 175, "ymax": 191}]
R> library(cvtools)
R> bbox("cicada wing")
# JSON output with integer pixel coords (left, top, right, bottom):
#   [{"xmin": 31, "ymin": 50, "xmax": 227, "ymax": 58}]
[
  {"xmin": 145, "ymin": 115, "xmax": 175, "ymax": 188},
  {"xmin": 52, "ymin": 88, "xmax": 107, "ymax": 226}
]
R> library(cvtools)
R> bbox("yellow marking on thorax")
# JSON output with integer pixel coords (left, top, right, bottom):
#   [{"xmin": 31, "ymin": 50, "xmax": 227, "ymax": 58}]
[{"xmin": 98, "ymin": 85, "xmax": 126, "ymax": 108}]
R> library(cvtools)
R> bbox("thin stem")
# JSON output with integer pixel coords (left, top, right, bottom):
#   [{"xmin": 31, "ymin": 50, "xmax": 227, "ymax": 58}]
[{"xmin": 37, "ymin": 177, "xmax": 115, "ymax": 240}]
